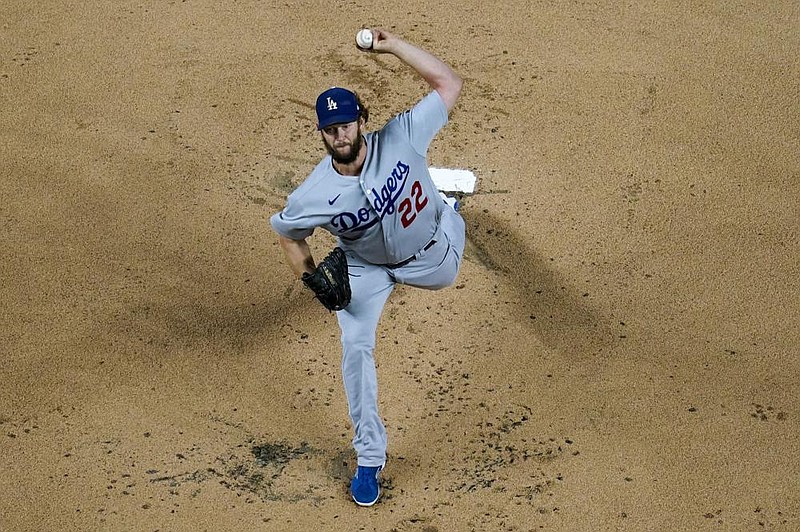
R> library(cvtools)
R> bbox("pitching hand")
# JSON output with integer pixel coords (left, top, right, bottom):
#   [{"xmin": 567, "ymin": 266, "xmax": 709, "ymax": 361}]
[{"xmin": 369, "ymin": 28, "xmax": 401, "ymax": 54}]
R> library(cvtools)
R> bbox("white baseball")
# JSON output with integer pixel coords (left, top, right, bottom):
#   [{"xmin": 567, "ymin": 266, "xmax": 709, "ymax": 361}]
[{"xmin": 356, "ymin": 29, "xmax": 373, "ymax": 49}]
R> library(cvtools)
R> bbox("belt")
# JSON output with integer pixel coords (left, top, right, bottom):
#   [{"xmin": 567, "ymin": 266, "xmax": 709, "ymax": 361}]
[{"xmin": 386, "ymin": 239, "xmax": 437, "ymax": 269}]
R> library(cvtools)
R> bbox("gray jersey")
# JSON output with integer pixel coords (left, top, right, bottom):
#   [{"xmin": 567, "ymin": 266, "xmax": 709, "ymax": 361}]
[{"xmin": 271, "ymin": 91, "xmax": 448, "ymax": 264}]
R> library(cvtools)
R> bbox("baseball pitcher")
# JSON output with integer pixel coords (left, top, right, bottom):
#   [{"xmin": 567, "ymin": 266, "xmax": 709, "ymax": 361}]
[{"xmin": 270, "ymin": 28, "xmax": 465, "ymax": 506}]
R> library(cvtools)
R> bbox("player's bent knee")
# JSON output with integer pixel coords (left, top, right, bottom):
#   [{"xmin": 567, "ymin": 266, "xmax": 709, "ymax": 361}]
[{"xmin": 427, "ymin": 270, "xmax": 460, "ymax": 291}]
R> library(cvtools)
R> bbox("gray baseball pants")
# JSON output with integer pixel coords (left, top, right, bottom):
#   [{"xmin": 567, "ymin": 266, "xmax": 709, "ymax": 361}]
[{"xmin": 335, "ymin": 205, "xmax": 466, "ymax": 466}]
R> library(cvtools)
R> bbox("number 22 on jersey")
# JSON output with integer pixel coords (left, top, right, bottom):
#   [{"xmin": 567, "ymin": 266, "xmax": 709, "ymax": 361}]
[{"xmin": 399, "ymin": 180, "xmax": 428, "ymax": 228}]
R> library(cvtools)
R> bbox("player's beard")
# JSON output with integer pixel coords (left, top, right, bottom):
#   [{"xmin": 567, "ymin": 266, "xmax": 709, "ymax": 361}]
[{"xmin": 324, "ymin": 133, "xmax": 363, "ymax": 165}]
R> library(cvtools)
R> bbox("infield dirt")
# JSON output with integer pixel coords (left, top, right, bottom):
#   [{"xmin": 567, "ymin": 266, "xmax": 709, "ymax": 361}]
[{"xmin": 1, "ymin": 1, "xmax": 798, "ymax": 530}]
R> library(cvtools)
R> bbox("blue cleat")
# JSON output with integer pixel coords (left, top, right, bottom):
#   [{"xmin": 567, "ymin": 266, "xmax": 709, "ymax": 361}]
[{"xmin": 351, "ymin": 464, "xmax": 383, "ymax": 506}]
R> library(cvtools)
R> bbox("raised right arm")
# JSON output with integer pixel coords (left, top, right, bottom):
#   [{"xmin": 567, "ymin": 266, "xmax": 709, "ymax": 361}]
[{"xmin": 367, "ymin": 29, "xmax": 463, "ymax": 112}]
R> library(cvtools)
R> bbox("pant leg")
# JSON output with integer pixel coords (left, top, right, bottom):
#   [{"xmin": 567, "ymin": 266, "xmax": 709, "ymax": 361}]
[
  {"xmin": 336, "ymin": 252, "xmax": 395, "ymax": 467},
  {"xmin": 392, "ymin": 206, "xmax": 466, "ymax": 289}
]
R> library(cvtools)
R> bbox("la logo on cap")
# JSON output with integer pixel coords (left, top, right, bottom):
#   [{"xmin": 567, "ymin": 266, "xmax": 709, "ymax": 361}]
[{"xmin": 327, "ymin": 97, "xmax": 338, "ymax": 111}]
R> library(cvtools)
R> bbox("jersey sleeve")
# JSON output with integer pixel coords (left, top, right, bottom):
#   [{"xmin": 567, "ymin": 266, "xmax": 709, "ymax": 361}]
[
  {"xmin": 394, "ymin": 90, "xmax": 449, "ymax": 156},
  {"xmin": 270, "ymin": 190, "xmax": 316, "ymax": 240}
]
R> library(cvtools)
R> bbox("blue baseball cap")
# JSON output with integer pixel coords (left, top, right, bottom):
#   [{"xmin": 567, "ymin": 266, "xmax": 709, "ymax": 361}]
[{"xmin": 316, "ymin": 87, "xmax": 360, "ymax": 130}]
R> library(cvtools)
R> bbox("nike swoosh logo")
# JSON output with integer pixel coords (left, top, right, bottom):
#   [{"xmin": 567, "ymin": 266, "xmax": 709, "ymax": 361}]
[{"xmin": 328, "ymin": 194, "xmax": 342, "ymax": 205}]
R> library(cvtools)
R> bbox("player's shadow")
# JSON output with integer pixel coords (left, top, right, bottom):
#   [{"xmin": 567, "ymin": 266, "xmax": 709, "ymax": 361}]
[
  {"xmin": 102, "ymin": 259, "xmax": 328, "ymax": 360},
  {"xmin": 464, "ymin": 208, "xmax": 619, "ymax": 361}
]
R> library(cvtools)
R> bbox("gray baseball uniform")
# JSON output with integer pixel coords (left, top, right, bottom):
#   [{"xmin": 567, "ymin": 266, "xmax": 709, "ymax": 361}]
[{"xmin": 271, "ymin": 90, "xmax": 465, "ymax": 467}]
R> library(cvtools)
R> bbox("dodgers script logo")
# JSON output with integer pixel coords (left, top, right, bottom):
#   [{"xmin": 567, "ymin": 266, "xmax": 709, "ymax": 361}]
[
  {"xmin": 331, "ymin": 205, "xmax": 376, "ymax": 234},
  {"xmin": 370, "ymin": 160, "xmax": 410, "ymax": 215},
  {"xmin": 330, "ymin": 160, "xmax": 411, "ymax": 235}
]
